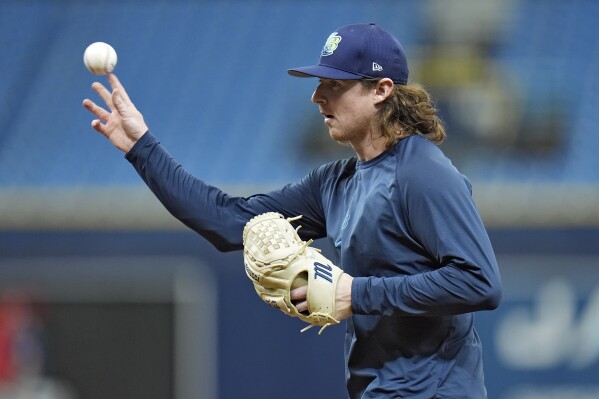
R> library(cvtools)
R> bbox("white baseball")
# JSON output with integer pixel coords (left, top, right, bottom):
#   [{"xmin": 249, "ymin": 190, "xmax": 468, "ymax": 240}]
[{"xmin": 83, "ymin": 42, "xmax": 118, "ymax": 75}]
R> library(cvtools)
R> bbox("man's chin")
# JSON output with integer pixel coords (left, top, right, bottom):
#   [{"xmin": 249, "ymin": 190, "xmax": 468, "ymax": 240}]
[{"xmin": 328, "ymin": 130, "xmax": 349, "ymax": 144}]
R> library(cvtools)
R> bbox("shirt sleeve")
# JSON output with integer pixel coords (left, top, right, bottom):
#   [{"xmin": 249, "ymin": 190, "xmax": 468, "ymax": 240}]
[
  {"xmin": 125, "ymin": 132, "xmax": 326, "ymax": 251},
  {"xmin": 352, "ymin": 154, "xmax": 502, "ymax": 316}
]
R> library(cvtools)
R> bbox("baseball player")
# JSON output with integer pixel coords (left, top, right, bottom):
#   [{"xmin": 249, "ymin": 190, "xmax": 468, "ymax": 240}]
[{"xmin": 83, "ymin": 23, "xmax": 502, "ymax": 399}]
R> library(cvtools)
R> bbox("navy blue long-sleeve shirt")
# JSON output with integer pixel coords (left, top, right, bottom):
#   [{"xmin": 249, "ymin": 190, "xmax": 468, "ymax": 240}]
[{"xmin": 126, "ymin": 131, "xmax": 502, "ymax": 399}]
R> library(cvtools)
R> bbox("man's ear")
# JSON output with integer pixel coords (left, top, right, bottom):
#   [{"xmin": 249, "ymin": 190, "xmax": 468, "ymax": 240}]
[{"xmin": 373, "ymin": 78, "xmax": 394, "ymax": 104}]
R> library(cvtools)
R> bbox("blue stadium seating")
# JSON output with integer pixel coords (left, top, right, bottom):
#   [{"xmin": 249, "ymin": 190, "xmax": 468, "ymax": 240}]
[{"xmin": 0, "ymin": 0, "xmax": 597, "ymax": 186}]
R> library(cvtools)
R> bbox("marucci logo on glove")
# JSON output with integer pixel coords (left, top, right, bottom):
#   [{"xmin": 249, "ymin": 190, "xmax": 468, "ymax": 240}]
[
  {"xmin": 314, "ymin": 262, "xmax": 334, "ymax": 283},
  {"xmin": 243, "ymin": 212, "xmax": 344, "ymax": 334},
  {"xmin": 244, "ymin": 263, "xmax": 260, "ymax": 283}
]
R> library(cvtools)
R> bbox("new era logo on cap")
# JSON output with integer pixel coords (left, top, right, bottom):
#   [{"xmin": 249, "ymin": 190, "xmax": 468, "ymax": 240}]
[{"xmin": 288, "ymin": 23, "xmax": 409, "ymax": 85}]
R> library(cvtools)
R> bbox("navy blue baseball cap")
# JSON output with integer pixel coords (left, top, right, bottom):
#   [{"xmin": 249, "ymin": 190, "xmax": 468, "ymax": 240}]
[{"xmin": 288, "ymin": 23, "xmax": 409, "ymax": 85}]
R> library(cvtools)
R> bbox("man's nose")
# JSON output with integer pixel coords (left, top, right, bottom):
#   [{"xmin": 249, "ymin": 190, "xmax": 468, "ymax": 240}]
[{"xmin": 311, "ymin": 88, "xmax": 325, "ymax": 105}]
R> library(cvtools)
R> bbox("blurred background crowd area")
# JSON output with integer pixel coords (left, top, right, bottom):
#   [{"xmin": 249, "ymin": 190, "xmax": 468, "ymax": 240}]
[{"xmin": 1, "ymin": 1, "xmax": 599, "ymax": 399}]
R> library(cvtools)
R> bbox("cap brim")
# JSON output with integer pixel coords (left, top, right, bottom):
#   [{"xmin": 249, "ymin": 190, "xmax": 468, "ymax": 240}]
[{"xmin": 288, "ymin": 65, "xmax": 364, "ymax": 80}]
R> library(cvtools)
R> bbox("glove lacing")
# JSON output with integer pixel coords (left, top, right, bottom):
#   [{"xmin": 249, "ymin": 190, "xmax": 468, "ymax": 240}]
[{"xmin": 300, "ymin": 314, "xmax": 340, "ymax": 335}]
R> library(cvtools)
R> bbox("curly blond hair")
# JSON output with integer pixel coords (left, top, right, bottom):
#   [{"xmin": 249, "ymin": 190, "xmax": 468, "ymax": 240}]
[{"xmin": 362, "ymin": 80, "xmax": 446, "ymax": 148}]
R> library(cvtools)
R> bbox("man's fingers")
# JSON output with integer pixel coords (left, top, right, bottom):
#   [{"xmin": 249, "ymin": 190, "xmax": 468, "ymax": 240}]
[
  {"xmin": 91, "ymin": 119, "xmax": 102, "ymax": 131},
  {"xmin": 295, "ymin": 301, "xmax": 308, "ymax": 313},
  {"xmin": 91, "ymin": 82, "xmax": 115, "ymax": 111},
  {"xmin": 82, "ymin": 99, "xmax": 111, "ymax": 122},
  {"xmin": 107, "ymin": 74, "xmax": 132, "ymax": 105},
  {"xmin": 91, "ymin": 119, "xmax": 108, "ymax": 137},
  {"xmin": 290, "ymin": 286, "xmax": 309, "ymax": 312},
  {"xmin": 84, "ymin": 99, "xmax": 112, "ymax": 138},
  {"xmin": 290, "ymin": 285, "xmax": 308, "ymax": 301},
  {"xmin": 107, "ymin": 73, "xmax": 121, "ymax": 89},
  {"xmin": 112, "ymin": 89, "xmax": 128, "ymax": 115}
]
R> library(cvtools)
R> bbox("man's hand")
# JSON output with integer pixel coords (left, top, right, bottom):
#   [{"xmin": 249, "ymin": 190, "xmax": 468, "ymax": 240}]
[
  {"xmin": 291, "ymin": 272, "xmax": 354, "ymax": 322},
  {"xmin": 82, "ymin": 74, "xmax": 148, "ymax": 153}
]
